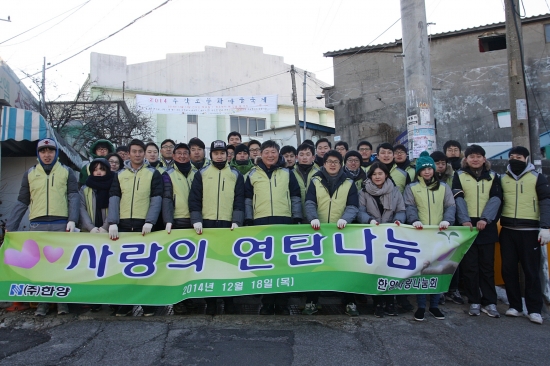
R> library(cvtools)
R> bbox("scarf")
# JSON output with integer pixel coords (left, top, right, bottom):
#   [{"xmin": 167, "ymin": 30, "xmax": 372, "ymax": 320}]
[
  {"xmin": 85, "ymin": 172, "xmax": 114, "ymax": 227},
  {"xmin": 344, "ymin": 166, "xmax": 361, "ymax": 178},
  {"xmin": 230, "ymin": 158, "xmax": 254, "ymax": 175},
  {"xmin": 314, "ymin": 155, "xmax": 324, "ymax": 167},
  {"xmin": 448, "ymin": 157, "xmax": 461, "ymax": 171},
  {"xmin": 362, "ymin": 178, "xmax": 396, "ymax": 223},
  {"xmin": 149, "ymin": 160, "xmax": 160, "ymax": 168},
  {"xmin": 192, "ymin": 159, "xmax": 206, "ymax": 170},
  {"xmin": 174, "ymin": 161, "xmax": 192, "ymax": 176}
]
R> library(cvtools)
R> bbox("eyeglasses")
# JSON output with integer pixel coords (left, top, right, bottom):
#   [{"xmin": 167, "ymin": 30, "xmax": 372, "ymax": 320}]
[
  {"xmin": 346, "ymin": 158, "xmax": 360, "ymax": 163},
  {"xmin": 96, "ymin": 147, "xmax": 109, "ymax": 152},
  {"xmin": 249, "ymin": 148, "xmax": 261, "ymax": 153},
  {"xmin": 325, "ymin": 160, "xmax": 341, "ymax": 165},
  {"xmin": 162, "ymin": 145, "xmax": 175, "ymax": 150},
  {"xmin": 358, "ymin": 148, "xmax": 371, "ymax": 152},
  {"xmin": 394, "ymin": 151, "xmax": 406, "ymax": 155},
  {"xmin": 108, "ymin": 160, "xmax": 120, "ymax": 165},
  {"xmin": 174, "ymin": 151, "xmax": 189, "ymax": 156}
]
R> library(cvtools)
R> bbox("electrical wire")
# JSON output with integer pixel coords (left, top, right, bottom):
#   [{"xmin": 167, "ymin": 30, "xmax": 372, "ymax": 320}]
[
  {"xmin": 19, "ymin": 0, "xmax": 172, "ymax": 81},
  {"xmin": 0, "ymin": 1, "xmax": 90, "ymax": 45}
]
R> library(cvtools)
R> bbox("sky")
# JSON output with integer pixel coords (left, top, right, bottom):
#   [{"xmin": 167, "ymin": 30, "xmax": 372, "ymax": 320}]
[{"xmin": 1, "ymin": 0, "xmax": 549, "ymax": 101}]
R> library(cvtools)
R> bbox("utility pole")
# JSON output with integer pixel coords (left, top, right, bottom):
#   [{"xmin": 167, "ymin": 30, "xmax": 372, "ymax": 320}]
[
  {"xmin": 505, "ymin": 0, "xmax": 540, "ymax": 167},
  {"xmin": 302, "ymin": 70, "xmax": 307, "ymax": 142},
  {"xmin": 41, "ymin": 57, "xmax": 46, "ymax": 117},
  {"xmin": 400, "ymin": 0, "xmax": 436, "ymax": 158},
  {"xmin": 291, "ymin": 65, "xmax": 302, "ymax": 146}
]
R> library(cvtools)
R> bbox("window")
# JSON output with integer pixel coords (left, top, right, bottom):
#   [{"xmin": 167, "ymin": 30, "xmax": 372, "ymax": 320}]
[
  {"xmin": 478, "ymin": 33, "xmax": 506, "ymax": 52},
  {"xmin": 230, "ymin": 116, "xmax": 266, "ymax": 136},
  {"xmin": 187, "ymin": 115, "xmax": 198, "ymax": 138},
  {"xmin": 545, "ymin": 24, "xmax": 550, "ymax": 43}
]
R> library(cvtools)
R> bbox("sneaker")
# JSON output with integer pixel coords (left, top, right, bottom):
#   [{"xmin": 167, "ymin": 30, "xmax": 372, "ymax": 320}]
[
  {"xmin": 438, "ymin": 294, "xmax": 446, "ymax": 305},
  {"xmin": 35, "ymin": 303, "xmax": 49, "ymax": 317},
  {"xmin": 446, "ymin": 289, "xmax": 465, "ymax": 305},
  {"xmin": 374, "ymin": 304, "xmax": 384, "ymax": 318},
  {"xmin": 302, "ymin": 302, "xmax": 318, "ymax": 315},
  {"xmin": 141, "ymin": 306, "xmax": 157, "ymax": 317},
  {"xmin": 115, "ymin": 305, "xmax": 133, "ymax": 317},
  {"xmin": 346, "ymin": 303, "xmax": 359, "ymax": 317},
  {"xmin": 505, "ymin": 308, "xmax": 521, "ymax": 317},
  {"xmin": 260, "ymin": 304, "xmax": 275, "ymax": 315},
  {"xmin": 414, "ymin": 308, "xmax": 425, "ymax": 321},
  {"xmin": 528, "ymin": 313, "xmax": 543, "ymax": 324},
  {"xmin": 57, "ymin": 303, "xmax": 69, "ymax": 315},
  {"xmin": 397, "ymin": 297, "xmax": 414, "ymax": 312},
  {"xmin": 384, "ymin": 302, "xmax": 398, "ymax": 316},
  {"xmin": 481, "ymin": 304, "xmax": 500, "ymax": 318},
  {"xmin": 428, "ymin": 307, "xmax": 445, "ymax": 320},
  {"xmin": 469, "ymin": 303, "xmax": 481, "ymax": 316},
  {"xmin": 275, "ymin": 305, "xmax": 290, "ymax": 315}
]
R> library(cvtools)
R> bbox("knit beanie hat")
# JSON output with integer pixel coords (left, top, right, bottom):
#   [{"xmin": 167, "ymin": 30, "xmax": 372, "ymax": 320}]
[
  {"xmin": 415, "ymin": 151, "xmax": 436, "ymax": 174},
  {"xmin": 235, "ymin": 143, "xmax": 249, "ymax": 156},
  {"xmin": 344, "ymin": 150, "xmax": 362, "ymax": 164},
  {"xmin": 430, "ymin": 150, "xmax": 447, "ymax": 163},
  {"xmin": 509, "ymin": 146, "xmax": 530, "ymax": 158}
]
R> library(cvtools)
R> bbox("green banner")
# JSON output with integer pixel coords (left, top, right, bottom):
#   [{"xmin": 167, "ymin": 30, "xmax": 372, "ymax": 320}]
[{"xmin": 0, "ymin": 224, "xmax": 477, "ymax": 305}]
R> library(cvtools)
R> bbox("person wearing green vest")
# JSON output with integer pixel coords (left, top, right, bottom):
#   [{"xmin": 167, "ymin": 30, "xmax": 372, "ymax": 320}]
[
  {"xmin": 230, "ymin": 144, "xmax": 254, "ymax": 177},
  {"xmin": 404, "ymin": 151, "xmax": 455, "ymax": 322},
  {"xmin": 281, "ymin": 145, "xmax": 297, "ymax": 169},
  {"xmin": 107, "ymin": 138, "xmax": 163, "ymax": 317},
  {"xmin": 357, "ymin": 140, "xmax": 374, "ymax": 170},
  {"xmin": 79, "ymin": 139, "xmax": 115, "ymax": 185},
  {"xmin": 7, "ymin": 138, "xmax": 79, "ymax": 316},
  {"xmin": 499, "ymin": 146, "xmax": 550, "ymax": 325},
  {"xmin": 394, "ymin": 144, "xmax": 415, "ymax": 181},
  {"xmin": 344, "ymin": 150, "xmax": 366, "ymax": 192},
  {"xmin": 357, "ymin": 161, "xmax": 405, "ymax": 317},
  {"xmin": 430, "ymin": 150, "xmax": 463, "ymax": 306},
  {"xmin": 189, "ymin": 137, "xmax": 211, "ymax": 170},
  {"xmin": 245, "ymin": 140, "xmax": 302, "ymax": 315},
  {"xmin": 294, "ymin": 143, "xmax": 320, "ymax": 221},
  {"xmin": 189, "ymin": 140, "xmax": 245, "ymax": 315},
  {"xmin": 374, "ymin": 143, "xmax": 411, "ymax": 194},
  {"xmin": 305, "ymin": 150, "xmax": 359, "ymax": 316},
  {"xmin": 453, "ymin": 144, "xmax": 502, "ymax": 318},
  {"xmin": 444, "ymin": 140, "xmax": 463, "ymax": 171},
  {"xmin": 335, "ymin": 141, "xmax": 349, "ymax": 157},
  {"xmin": 247, "ymin": 139, "xmax": 262, "ymax": 164},
  {"xmin": 145, "ymin": 142, "xmax": 161, "ymax": 170},
  {"xmin": 226, "ymin": 144, "xmax": 236, "ymax": 163}
]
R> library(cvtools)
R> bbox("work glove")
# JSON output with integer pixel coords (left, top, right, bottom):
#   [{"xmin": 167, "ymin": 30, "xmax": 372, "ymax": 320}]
[
  {"xmin": 142, "ymin": 223, "xmax": 153, "ymax": 235},
  {"xmin": 412, "ymin": 221, "xmax": 423, "ymax": 230},
  {"xmin": 337, "ymin": 219, "xmax": 347, "ymax": 229},
  {"xmin": 165, "ymin": 223, "xmax": 172, "ymax": 234},
  {"xmin": 538, "ymin": 228, "xmax": 550, "ymax": 246},
  {"xmin": 98, "ymin": 227, "xmax": 108, "ymax": 233},
  {"xmin": 231, "ymin": 223, "xmax": 238, "ymax": 230},
  {"xmin": 369, "ymin": 219, "xmax": 379, "ymax": 225},
  {"xmin": 109, "ymin": 224, "xmax": 119, "ymax": 240},
  {"xmin": 66, "ymin": 221, "xmax": 76, "ymax": 232},
  {"xmin": 193, "ymin": 222, "xmax": 203, "ymax": 235},
  {"xmin": 394, "ymin": 220, "xmax": 401, "ymax": 226},
  {"xmin": 89, "ymin": 227, "xmax": 100, "ymax": 234},
  {"xmin": 439, "ymin": 221, "xmax": 450, "ymax": 230},
  {"xmin": 310, "ymin": 219, "xmax": 320, "ymax": 230}
]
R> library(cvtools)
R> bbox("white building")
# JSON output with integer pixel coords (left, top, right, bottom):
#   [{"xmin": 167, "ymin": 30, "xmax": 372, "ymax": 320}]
[{"xmin": 89, "ymin": 42, "xmax": 334, "ymax": 146}]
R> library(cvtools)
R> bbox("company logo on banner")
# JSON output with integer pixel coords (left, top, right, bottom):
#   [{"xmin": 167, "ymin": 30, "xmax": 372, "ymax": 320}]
[
  {"xmin": 135, "ymin": 94, "xmax": 278, "ymax": 115},
  {"xmin": 0, "ymin": 225, "xmax": 477, "ymax": 305}
]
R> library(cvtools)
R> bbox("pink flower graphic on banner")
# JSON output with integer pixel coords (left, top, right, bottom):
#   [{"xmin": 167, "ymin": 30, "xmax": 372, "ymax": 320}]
[
  {"xmin": 43, "ymin": 246, "xmax": 64, "ymax": 263},
  {"xmin": 4, "ymin": 239, "xmax": 41, "ymax": 269}
]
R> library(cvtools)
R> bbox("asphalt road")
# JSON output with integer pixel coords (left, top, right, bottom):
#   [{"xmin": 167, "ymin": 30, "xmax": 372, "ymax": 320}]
[{"xmin": 0, "ymin": 300, "xmax": 548, "ymax": 366}]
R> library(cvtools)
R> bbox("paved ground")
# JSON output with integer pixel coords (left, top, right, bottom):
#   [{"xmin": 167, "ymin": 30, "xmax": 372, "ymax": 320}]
[{"xmin": 0, "ymin": 297, "xmax": 549, "ymax": 365}]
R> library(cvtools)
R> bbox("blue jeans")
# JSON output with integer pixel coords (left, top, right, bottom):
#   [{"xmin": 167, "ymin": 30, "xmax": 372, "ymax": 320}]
[{"xmin": 416, "ymin": 294, "xmax": 440, "ymax": 309}]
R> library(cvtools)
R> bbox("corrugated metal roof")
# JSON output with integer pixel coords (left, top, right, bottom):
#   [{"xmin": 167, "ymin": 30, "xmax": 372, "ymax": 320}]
[{"xmin": 324, "ymin": 13, "xmax": 550, "ymax": 57}]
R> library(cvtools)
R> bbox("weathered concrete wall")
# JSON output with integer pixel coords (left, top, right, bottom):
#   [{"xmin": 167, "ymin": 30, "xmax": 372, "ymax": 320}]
[{"xmin": 328, "ymin": 19, "xmax": 550, "ymax": 150}]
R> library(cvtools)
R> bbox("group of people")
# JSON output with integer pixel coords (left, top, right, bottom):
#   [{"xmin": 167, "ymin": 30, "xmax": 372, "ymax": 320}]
[{"xmin": 4, "ymin": 132, "xmax": 549, "ymax": 325}]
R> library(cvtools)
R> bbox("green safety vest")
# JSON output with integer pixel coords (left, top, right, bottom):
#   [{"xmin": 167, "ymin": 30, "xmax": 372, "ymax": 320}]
[
  {"xmin": 294, "ymin": 166, "xmax": 319, "ymax": 215},
  {"xmin": 458, "ymin": 171, "xmax": 496, "ymax": 218},
  {"xmin": 200, "ymin": 164, "xmax": 237, "ymax": 222},
  {"xmin": 248, "ymin": 167, "xmax": 292, "ymax": 219},
  {"xmin": 311, "ymin": 176, "xmax": 353, "ymax": 223},
  {"xmin": 168, "ymin": 166, "xmax": 196, "ymax": 219},
  {"xmin": 409, "ymin": 180, "xmax": 446, "ymax": 225},
  {"xmin": 501, "ymin": 172, "xmax": 539, "ymax": 222},
  {"xmin": 118, "ymin": 165, "xmax": 156, "ymax": 220},
  {"xmin": 28, "ymin": 161, "xmax": 69, "ymax": 220}
]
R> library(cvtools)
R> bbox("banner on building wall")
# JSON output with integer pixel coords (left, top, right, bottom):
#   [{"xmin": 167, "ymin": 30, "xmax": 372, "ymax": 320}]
[
  {"xmin": 135, "ymin": 94, "xmax": 278, "ymax": 115},
  {"xmin": 0, "ymin": 224, "xmax": 477, "ymax": 305}
]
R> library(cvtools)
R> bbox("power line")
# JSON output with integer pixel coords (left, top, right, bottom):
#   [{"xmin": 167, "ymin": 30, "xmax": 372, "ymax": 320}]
[
  {"xmin": 192, "ymin": 70, "xmax": 290, "ymax": 96},
  {"xmin": 0, "ymin": 1, "xmax": 90, "ymax": 45},
  {"xmin": 20, "ymin": 0, "xmax": 173, "ymax": 81}
]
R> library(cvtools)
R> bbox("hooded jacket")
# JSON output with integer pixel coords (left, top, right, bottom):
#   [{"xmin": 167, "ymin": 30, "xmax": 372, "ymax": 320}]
[
  {"xmin": 80, "ymin": 139, "xmax": 116, "ymax": 184},
  {"xmin": 161, "ymin": 164, "xmax": 197, "ymax": 229},
  {"xmin": 79, "ymin": 159, "xmax": 113, "ymax": 232}
]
